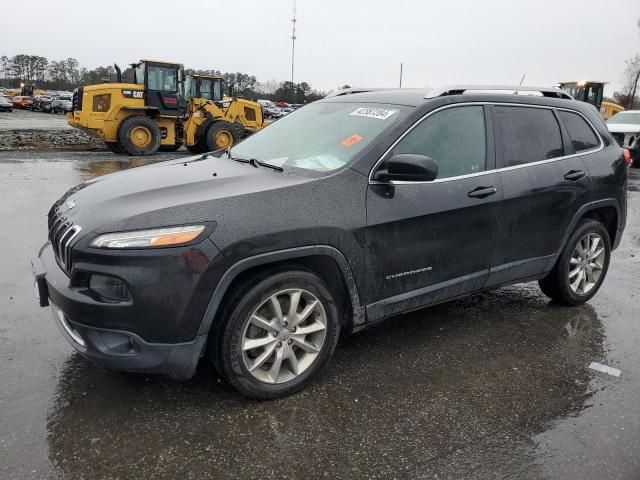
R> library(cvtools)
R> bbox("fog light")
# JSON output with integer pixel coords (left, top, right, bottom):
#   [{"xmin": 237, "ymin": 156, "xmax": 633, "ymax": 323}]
[{"xmin": 89, "ymin": 274, "xmax": 131, "ymax": 302}]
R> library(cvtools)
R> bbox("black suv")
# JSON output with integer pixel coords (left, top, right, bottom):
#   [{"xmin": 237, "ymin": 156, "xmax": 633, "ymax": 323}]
[{"xmin": 34, "ymin": 86, "xmax": 628, "ymax": 399}]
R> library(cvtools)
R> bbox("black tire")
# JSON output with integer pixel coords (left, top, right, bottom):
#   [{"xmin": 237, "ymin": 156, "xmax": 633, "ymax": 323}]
[
  {"xmin": 105, "ymin": 141, "xmax": 126, "ymax": 154},
  {"xmin": 117, "ymin": 116, "xmax": 160, "ymax": 156},
  {"xmin": 214, "ymin": 269, "xmax": 341, "ymax": 399},
  {"xmin": 539, "ymin": 219, "xmax": 611, "ymax": 305},
  {"xmin": 205, "ymin": 121, "xmax": 239, "ymax": 152},
  {"xmin": 232, "ymin": 122, "xmax": 246, "ymax": 141}
]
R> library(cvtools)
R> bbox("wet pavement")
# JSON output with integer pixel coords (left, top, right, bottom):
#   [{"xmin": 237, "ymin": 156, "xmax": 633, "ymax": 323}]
[{"xmin": 0, "ymin": 151, "xmax": 639, "ymax": 479}]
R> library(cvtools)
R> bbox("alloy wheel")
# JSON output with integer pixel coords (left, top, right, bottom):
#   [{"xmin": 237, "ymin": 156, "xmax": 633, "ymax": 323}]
[
  {"xmin": 241, "ymin": 288, "xmax": 327, "ymax": 384},
  {"xmin": 568, "ymin": 233, "xmax": 606, "ymax": 295}
]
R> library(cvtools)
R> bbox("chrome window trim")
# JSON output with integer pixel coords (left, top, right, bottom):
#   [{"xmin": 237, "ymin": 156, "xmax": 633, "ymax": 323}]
[{"xmin": 368, "ymin": 102, "xmax": 604, "ymax": 185}]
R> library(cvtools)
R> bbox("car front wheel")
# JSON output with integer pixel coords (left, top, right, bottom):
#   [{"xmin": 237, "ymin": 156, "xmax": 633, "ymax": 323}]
[
  {"xmin": 215, "ymin": 270, "xmax": 341, "ymax": 399},
  {"xmin": 539, "ymin": 219, "xmax": 611, "ymax": 305}
]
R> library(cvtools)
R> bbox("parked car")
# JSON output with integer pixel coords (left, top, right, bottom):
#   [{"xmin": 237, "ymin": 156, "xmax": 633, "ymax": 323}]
[
  {"xmin": 280, "ymin": 107, "xmax": 294, "ymax": 116},
  {"xmin": 34, "ymin": 86, "xmax": 628, "ymax": 399},
  {"xmin": 30, "ymin": 95, "xmax": 53, "ymax": 112},
  {"xmin": 12, "ymin": 96, "xmax": 32, "ymax": 109},
  {"xmin": 264, "ymin": 105, "xmax": 283, "ymax": 119},
  {"xmin": 51, "ymin": 94, "xmax": 72, "ymax": 114},
  {"xmin": 0, "ymin": 95, "xmax": 13, "ymax": 112},
  {"xmin": 607, "ymin": 110, "xmax": 640, "ymax": 167}
]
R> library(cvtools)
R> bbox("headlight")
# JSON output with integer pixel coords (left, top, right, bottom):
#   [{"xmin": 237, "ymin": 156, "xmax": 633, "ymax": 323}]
[
  {"xmin": 90, "ymin": 225, "xmax": 205, "ymax": 249},
  {"xmin": 92, "ymin": 94, "xmax": 111, "ymax": 112}
]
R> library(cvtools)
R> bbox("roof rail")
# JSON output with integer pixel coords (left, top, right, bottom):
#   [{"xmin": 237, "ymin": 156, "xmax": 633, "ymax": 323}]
[
  {"xmin": 424, "ymin": 85, "xmax": 574, "ymax": 100},
  {"xmin": 325, "ymin": 87, "xmax": 393, "ymax": 98}
]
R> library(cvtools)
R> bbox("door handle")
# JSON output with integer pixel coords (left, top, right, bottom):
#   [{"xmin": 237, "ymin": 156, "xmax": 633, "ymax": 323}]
[
  {"xmin": 467, "ymin": 186, "xmax": 497, "ymax": 199},
  {"xmin": 564, "ymin": 170, "xmax": 586, "ymax": 181}
]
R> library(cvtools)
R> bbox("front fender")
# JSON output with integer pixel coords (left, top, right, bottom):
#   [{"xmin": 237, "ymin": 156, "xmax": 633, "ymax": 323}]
[{"xmin": 196, "ymin": 245, "xmax": 365, "ymax": 337}]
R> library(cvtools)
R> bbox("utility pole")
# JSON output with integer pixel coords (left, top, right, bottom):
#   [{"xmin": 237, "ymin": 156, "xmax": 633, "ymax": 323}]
[
  {"xmin": 291, "ymin": 0, "xmax": 297, "ymax": 87},
  {"xmin": 399, "ymin": 62, "xmax": 403, "ymax": 88}
]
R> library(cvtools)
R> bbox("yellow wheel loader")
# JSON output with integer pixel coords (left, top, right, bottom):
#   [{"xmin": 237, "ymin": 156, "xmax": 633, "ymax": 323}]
[
  {"xmin": 182, "ymin": 74, "xmax": 266, "ymax": 154},
  {"xmin": 67, "ymin": 60, "xmax": 265, "ymax": 156},
  {"xmin": 557, "ymin": 81, "xmax": 624, "ymax": 120}
]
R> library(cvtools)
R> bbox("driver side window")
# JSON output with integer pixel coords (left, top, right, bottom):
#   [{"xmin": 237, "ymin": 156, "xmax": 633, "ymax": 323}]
[{"xmin": 390, "ymin": 106, "xmax": 487, "ymax": 179}]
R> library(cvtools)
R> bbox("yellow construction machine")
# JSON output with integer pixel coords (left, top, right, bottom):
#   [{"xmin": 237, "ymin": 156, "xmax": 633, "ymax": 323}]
[
  {"xmin": 557, "ymin": 81, "xmax": 624, "ymax": 120},
  {"xmin": 182, "ymin": 74, "xmax": 265, "ymax": 154},
  {"xmin": 67, "ymin": 60, "xmax": 265, "ymax": 155}
]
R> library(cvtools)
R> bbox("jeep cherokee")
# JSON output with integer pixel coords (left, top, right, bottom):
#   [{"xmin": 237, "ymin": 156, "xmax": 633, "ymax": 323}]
[{"xmin": 33, "ymin": 86, "xmax": 628, "ymax": 399}]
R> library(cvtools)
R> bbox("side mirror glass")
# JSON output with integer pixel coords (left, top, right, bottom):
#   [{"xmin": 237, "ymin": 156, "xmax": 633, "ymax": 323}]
[{"xmin": 374, "ymin": 154, "xmax": 438, "ymax": 182}]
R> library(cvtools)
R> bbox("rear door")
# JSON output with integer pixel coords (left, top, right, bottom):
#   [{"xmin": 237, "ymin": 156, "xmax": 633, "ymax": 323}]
[
  {"xmin": 487, "ymin": 104, "xmax": 592, "ymax": 286},
  {"xmin": 365, "ymin": 105, "xmax": 501, "ymax": 320}
]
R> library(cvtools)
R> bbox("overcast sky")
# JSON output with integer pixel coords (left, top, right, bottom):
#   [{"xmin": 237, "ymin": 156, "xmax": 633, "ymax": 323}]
[{"xmin": 1, "ymin": 0, "xmax": 639, "ymax": 95}]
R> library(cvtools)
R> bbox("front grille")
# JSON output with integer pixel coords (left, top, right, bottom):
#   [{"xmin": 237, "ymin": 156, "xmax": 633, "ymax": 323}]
[
  {"xmin": 48, "ymin": 206, "xmax": 81, "ymax": 275},
  {"xmin": 611, "ymin": 132, "xmax": 625, "ymax": 147},
  {"xmin": 72, "ymin": 87, "xmax": 83, "ymax": 112}
]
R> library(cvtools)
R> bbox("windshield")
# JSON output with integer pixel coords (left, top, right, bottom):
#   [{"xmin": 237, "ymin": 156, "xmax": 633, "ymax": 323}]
[
  {"xmin": 231, "ymin": 102, "xmax": 409, "ymax": 172},
  {"xmin": 607, "ymin": 111, "xmax": 640, "ymax": 125},
  {"xmin": 147, "ymin": 65, "xmax": 177, "ymax": 92}
]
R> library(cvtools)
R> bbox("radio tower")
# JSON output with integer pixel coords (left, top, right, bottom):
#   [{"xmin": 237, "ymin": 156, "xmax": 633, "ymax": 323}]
[{"xmin": 291, "ymin": 0, "xmax": 297, "ymax": 86}]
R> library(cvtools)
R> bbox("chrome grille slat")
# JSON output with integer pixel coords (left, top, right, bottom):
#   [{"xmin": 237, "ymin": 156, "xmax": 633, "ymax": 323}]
[{"xmin": 47, "ymin": 206, "xmax": 81, "ymax": 275}]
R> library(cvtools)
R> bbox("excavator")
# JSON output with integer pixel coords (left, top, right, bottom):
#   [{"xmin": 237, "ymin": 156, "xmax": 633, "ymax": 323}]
[
  {"xmin": 557, "ymin": 81, "xmax": 624, "ymax": 120},
  {"xmin": 67, "ymin": 59, "xmax": 265, "ymax": 155}
]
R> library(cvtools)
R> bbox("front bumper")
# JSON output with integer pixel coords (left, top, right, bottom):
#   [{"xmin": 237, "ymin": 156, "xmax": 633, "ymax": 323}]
[
  {"xmin": 33, "ymin": 242, "xmax": 215, "ymax": 380},
  {"xmin": 50, "ymin": 302, "xmax": 206, "ymax": 380}
]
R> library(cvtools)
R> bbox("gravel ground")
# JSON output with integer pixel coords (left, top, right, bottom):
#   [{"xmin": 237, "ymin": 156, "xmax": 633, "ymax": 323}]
[
  {"xmin": 0, "ymin": 151, "xmax": 639, "ymax": 479},
  {"xmin": 0, "ymin": 110, "xmax": 102, "ymax": 150}
]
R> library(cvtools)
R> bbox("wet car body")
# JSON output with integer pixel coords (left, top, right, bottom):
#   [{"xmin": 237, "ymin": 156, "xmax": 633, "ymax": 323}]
[
  {"xmin": 51, "ymin": 95, "xmax": 72, "ymax": 114},
  {"xmin": 31, "ymin": 95, "xmax": 53, "ymax": 112},
  {"xmin": 12, "ymin": 95, "xmax": 32, "ymax": 109},
  {"xmin": 34, "ymin": 89, "xmax": 627, "ymax": 386},
  {"xmin": 0, "ymin": 95, "xmax": 13, "ymax": 112},
  {"xmin": 607, "ymin": 110, "xmax": 640, "ymax": 167}
]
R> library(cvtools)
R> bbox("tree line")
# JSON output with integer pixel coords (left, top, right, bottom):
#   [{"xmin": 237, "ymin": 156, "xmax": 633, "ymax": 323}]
[{"xmin": 0, "ymin": 53, "xmax": 326, "ymax": 103}]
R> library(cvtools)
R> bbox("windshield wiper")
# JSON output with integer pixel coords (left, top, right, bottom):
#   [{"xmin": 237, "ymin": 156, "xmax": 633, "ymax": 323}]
[
  {"xmin": 248, "ymin": 158, "xmax": 284, "ymax": 172},
  {"xmin": 223, "ymin": 148, "xmax": 283, "ymax": 172}
]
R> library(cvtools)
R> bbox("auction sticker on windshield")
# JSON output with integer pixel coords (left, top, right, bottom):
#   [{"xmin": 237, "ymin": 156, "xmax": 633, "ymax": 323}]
[
  {"xmin": 341, "ymin": 134, "xmax": 363, "ymax": 147},
  {"xmin": 350, "ymin": 107, "xmax": 397, "ymax": 120}
]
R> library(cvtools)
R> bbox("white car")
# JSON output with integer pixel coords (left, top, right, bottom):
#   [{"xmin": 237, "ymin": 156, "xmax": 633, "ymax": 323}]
[{"xmin": 606, "ymin": 110, "xmax": 640, "ymax": 167}]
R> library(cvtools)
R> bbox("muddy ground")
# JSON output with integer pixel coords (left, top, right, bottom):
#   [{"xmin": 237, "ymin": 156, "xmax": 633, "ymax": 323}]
[{"xmin": 0, "ymin": 151, "xmax": 639, "ymax": 479}]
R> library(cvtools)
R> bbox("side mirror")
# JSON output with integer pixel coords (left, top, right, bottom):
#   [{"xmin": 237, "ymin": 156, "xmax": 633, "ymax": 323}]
[{"xmin": 374, "ymin": 154, "xmax": 438, "ymax": 182}]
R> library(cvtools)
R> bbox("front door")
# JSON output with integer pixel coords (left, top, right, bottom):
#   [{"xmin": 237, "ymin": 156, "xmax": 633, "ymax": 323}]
[{"xmin": 365, "ymin": 105, "xmax": 501, "ymax": 321}]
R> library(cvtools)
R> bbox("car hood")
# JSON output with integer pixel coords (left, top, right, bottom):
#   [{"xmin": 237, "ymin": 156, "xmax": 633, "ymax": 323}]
[
  {"xmin": 606, "ymin": 123, "xmax": 640, "ymax": 134},
  {"xmin": 54, "ymin": 155, "xmax": 313, "ymax": 238}
]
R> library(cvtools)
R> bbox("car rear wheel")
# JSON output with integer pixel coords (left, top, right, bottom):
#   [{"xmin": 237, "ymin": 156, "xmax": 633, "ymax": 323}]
[
  {"xmin": 214, "ymin": 270, "xmax": 341, "ymax": 399},
  {"xmin": 539, "ymin": 219, "xmax": 611, "ymax": 305}
]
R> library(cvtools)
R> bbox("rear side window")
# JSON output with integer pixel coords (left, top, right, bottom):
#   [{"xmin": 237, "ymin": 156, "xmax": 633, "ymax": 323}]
[
  {"xmin": 390, "ymin": 106, "xmax": 486, "ymax": 179},
  {"xmin": 494, "ymin": 106, "xmax": 563, "ymax": 167},
  {"xmin": 558, "ymin": 111, "xmax": 600, "ymax": 152}
]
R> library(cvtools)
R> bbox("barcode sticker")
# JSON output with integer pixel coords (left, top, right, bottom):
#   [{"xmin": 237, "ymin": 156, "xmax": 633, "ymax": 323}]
[{"xmin": 350, "ymin": 107, "xmax": 397, "ymax": 120}]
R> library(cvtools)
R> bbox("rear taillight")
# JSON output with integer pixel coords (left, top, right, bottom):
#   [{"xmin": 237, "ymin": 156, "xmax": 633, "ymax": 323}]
[{"xmin": 623, "ymin": 149, "xmax": 632, "ymax": 167}]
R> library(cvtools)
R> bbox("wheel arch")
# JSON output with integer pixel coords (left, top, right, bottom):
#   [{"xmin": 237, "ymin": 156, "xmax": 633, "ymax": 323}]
[
  {"xmin": 545, "ymin": 198, "xmax": 621, "ymax": 272},
  {"xmin": 197, "ymin": 246, "xmax": 365, "ymax": 338}
]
